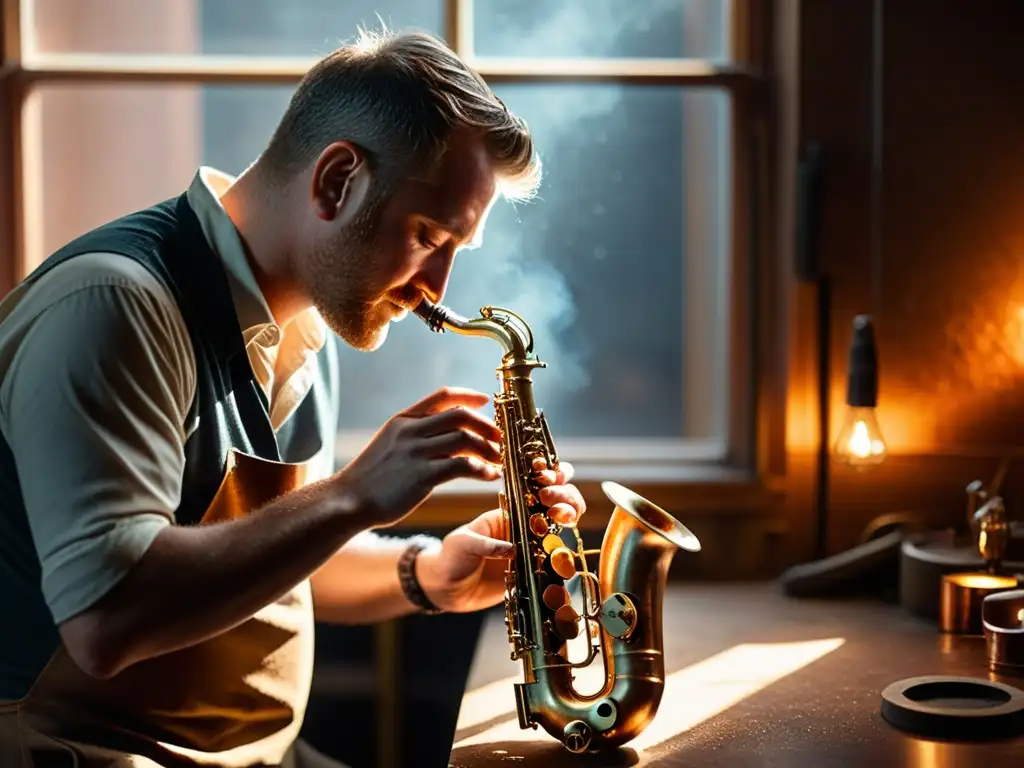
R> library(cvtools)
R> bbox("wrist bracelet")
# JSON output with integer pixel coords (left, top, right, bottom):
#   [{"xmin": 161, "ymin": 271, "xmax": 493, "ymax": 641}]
[{"xmin": 398, "ymin": 535, "xmax": 444, "ymax": 615}]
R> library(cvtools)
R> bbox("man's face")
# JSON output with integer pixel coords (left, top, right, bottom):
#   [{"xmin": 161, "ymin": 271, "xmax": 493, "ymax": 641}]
[{"xmin": 299, "ymin": 130, "xmax": 498, "ymax": 351}]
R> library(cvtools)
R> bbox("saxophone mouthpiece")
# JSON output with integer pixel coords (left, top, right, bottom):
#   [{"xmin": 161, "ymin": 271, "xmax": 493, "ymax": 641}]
[
  {"xmin": 412, "ymin": 298, "xmax": 446, "ymax": 333},
  {"xmin": 414, "ymin": 298, "xmax": 473, "ymax": 333}
]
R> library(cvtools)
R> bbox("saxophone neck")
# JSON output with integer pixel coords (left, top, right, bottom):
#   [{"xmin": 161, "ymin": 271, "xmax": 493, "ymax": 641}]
[{"xmin": 413, "ymin": 298, "xmax": 535, "ymax": 364}]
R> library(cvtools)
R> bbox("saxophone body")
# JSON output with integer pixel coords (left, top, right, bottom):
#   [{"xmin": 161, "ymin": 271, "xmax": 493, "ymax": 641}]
[{"xmin": 414, "ymin": 299, "xmax": 701, "ymax": 754}]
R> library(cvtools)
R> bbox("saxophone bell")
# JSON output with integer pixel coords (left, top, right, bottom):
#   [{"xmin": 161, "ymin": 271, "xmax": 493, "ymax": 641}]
[{"xmin": 413, "ymin": 298, "xmax": 701, "ymax": 753}]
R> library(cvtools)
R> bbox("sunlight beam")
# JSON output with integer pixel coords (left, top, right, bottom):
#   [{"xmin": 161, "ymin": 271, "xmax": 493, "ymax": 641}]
[{"xmin": 453, "ymin": 638, "xmax": 845, "ymax": 760}]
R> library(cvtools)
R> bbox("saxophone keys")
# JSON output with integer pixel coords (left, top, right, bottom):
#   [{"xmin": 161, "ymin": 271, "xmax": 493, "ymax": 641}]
[
  {"xmin": 542, "ymin": 584, "xmax": 571, "ymax": 611},
  {"xmin": 542, "ymin": 533, "xmax": 563, "ymax": 554},
  {"xmin": 529, "ymin": 513, "xmax": 551, "ymax": 537},
  {"xmin": 598, "ymin": 592, "xmax": 639, "ymax": 639},
  {"xmin": 549, "ymin": 547, "xmax": 577, "ymax": 580},
  {"xmin": 553, "ymin": 604, "xmax": 581, "ymax": 640},
  {"xmin": 562, "ymin": 721, "xmax": 593, "ymax": 754}
]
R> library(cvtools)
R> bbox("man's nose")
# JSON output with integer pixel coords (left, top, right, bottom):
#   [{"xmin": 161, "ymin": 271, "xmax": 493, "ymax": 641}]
[{"xmin": 417, "ymin": 245, "xmax": 457, "ymax": 303}]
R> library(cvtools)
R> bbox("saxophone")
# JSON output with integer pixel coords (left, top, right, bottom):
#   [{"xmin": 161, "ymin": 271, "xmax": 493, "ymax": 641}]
[{"xmin": 413, "ymin": 298, "xmax": 701, "ymax": 754}]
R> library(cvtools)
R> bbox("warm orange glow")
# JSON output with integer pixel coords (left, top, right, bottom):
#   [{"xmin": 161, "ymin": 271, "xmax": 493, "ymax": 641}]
[
  {"xmin": 905, "ymin": 736, "xmax": 960, "ymax": 768},
  {"xmin": 1011, "ymin": 306, "xmax": 1024, "ymax": 366},
  {"xmin": 785, "ymin": 376, "xmax": 936, "ymax": 455},
  {"xmin": 834, "ymin": 407, "xmax": 887, "ymax": 467},
  {"xmin": 784, "ymin": 306, "xmax": 1024, "ymax": 457},
  {"xmin": 454, "ymin": 638, "xmax": 845, "ymax": 757},
  {"xmin": 867, "ymin": 398, "xmax": 939, "ymax": 453},
  {"xmin": 784, "ymin": 379, "xmax": 819, "ymax": 452},
  {"xmin": 951, "ymin": 303, "xmax": 1024, "ymax": 389},
  {"xmin": 945, "ymin": 572, "xmax": 1018, "ymax": 589}
]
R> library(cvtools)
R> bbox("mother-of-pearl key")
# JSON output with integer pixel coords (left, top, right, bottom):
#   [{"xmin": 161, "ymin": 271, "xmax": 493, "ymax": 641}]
[
  {"xmin": 549, "ymin": 547, "xmax": 577, "ymax": 580},
  {"xmin": 543, "ymin": 584, "xmax": 571, "ymax": 611}
]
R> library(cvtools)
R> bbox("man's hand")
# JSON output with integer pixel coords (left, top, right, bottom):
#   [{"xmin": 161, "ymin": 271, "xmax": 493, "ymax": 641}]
[
  {"xmin": 334, "ymin": 386, "xmax": 503, "ymax": 528},
  {"xmin": 416, "ymin": 458, "xmax": 587, "ymax": 613}
]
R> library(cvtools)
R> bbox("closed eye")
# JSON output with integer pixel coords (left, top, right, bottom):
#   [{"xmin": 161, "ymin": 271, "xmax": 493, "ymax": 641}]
[{"xmin": 417, "ymin": 224, "xmax": 441, "ymax": 250}]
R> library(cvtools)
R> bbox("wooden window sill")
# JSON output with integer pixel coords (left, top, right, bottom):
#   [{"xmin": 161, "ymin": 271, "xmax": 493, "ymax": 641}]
[{"xmin": 399, "ymin": 465, "xmax": 785, "ymax": 529}]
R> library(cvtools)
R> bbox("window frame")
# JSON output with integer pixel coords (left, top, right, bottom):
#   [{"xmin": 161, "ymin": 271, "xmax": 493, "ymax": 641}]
[{"xmin": 0, "ymin": 0, "xmax": 786, "ymax": 526}]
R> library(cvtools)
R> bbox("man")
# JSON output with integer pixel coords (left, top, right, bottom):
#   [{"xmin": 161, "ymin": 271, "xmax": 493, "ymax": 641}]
[{"xmin": 0, "ymin": 27, "xmax": 585, "ymax": 767}]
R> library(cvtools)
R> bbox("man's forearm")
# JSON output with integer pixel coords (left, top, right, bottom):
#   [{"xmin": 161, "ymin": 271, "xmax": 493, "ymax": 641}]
[
  {"xmin": 59, "ymin": 477, "xmax": 372, "ymax": 679},
  {"xmin": 310, "ymin": 531, "xmax": 433, "ymax": 624}
]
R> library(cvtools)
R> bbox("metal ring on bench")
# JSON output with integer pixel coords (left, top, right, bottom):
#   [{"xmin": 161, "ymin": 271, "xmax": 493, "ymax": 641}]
[{"xmin": 880, "ymin": 675, "xmax": 1024, "ymax": 740}]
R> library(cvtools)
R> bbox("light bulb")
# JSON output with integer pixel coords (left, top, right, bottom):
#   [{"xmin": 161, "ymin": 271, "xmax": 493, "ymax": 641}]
[{"xmin": 834, "ymin": 406, "xmax": 887, "ymax": 468}]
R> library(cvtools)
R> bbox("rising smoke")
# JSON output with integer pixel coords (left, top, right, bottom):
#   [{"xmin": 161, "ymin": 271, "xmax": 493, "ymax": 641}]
[
  {"xmin": 331, "ymin": 0, "xmax": 702, "ymax": 431},
  {"xmin": 201, "ymin": 0, "xmax": 719, "ymax": 434}
]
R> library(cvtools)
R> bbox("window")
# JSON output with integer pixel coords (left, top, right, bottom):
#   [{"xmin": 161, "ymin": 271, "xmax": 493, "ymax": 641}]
[{"xmin": 1, "ymin": 1, "xmax": 773, "ymax": 507}]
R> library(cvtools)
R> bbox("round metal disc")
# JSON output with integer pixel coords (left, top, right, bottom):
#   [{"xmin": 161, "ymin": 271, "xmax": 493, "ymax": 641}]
[
  {"xmin": 553, "ymin": 605, "xmax": 580, "ymax": 640},
  {"xmin": 543, "ymin": 584, "xmax": 571, "ymax": 611},
  {"xmin": 599, "ymin": 593, "xmax": 638, "ymax": 639},
  {"xmin": 529, "ymin": 513, "xmax": 550, "ymax": 537},
  {"xmin": 542, "ymin": 533, "xmax": 563, "ymax": 554},
  {"xmin": 589, "ymin": 698, "xmax": 617, "ymax": 731},
  {"xmin": 880, "ymin": 675, "xmax": 1024, "ymax": 740},
  {"xmin": 549, "ymin": 547, "xmax": 577, "ymax": 580}
]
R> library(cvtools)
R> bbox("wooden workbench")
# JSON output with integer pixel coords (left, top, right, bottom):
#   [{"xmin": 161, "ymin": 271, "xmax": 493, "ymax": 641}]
[{"xmin": 449, "ymin": 582, "xmax": 1024, "ymax": 767}]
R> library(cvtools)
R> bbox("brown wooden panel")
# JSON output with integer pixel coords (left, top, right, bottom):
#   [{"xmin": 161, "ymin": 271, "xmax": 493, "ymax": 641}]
[{"xmin": 787, "ymin": 0, "xmax": 1024, "ymax": 558}]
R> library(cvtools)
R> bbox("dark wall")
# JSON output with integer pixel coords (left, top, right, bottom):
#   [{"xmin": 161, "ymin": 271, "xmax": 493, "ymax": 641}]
[{"xmin": 788, "ymin": 0, "xmax": 1024, "ymax": 554}]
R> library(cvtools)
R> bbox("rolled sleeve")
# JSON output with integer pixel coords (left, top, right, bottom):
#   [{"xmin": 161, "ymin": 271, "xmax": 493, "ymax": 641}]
[{"xmin": 0, "ymin": 270, "xmax": 196, "ymax": 624}]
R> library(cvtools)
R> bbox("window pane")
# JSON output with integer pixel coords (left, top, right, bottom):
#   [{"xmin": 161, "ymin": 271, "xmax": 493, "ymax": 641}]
[
  {"xmin": 27, "ymin": 83, "xmax": 730, "ymax": 441},
  {"xmin": 472, "ymin": 0, "xmax": 729, "ymax": 60},
  {"xmin": 333, "ymin": 84, "xmax": 730, "ymax": 440},
  {"xmin": 29, "ymin": 0, "xmax": 442, "ymax": 56},
  {"xmin": 25, "ymin": 84, "xmax": 203, "ymax": 261}
]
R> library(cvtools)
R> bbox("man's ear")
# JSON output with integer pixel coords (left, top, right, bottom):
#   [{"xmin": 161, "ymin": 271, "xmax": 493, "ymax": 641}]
[{"xmin": 309, "ymin": 141, "xmax": 371, "ymax": 222}]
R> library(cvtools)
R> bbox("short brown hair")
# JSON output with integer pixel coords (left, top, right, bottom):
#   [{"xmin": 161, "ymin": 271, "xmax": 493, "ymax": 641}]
[{"xmin": 260, "ymin": 26, "xmax": 541, "ymax": 202}]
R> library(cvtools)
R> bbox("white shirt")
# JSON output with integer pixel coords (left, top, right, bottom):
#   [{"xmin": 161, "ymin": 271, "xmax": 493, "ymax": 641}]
[{"xmin": 190, "ymin": 167, "xmax": 328, "ymax": 430}]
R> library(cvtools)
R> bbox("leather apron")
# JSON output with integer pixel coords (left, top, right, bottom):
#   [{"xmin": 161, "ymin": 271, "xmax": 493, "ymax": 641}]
[{"xmin": 0, "ymin": 449, "xmax": 319, "ymax": 768}]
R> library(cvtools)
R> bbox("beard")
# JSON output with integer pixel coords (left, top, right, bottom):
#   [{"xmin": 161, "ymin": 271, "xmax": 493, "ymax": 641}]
[{"xmin": 300, "ymin": 188, "xmax": 418, "ymax": 352}]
